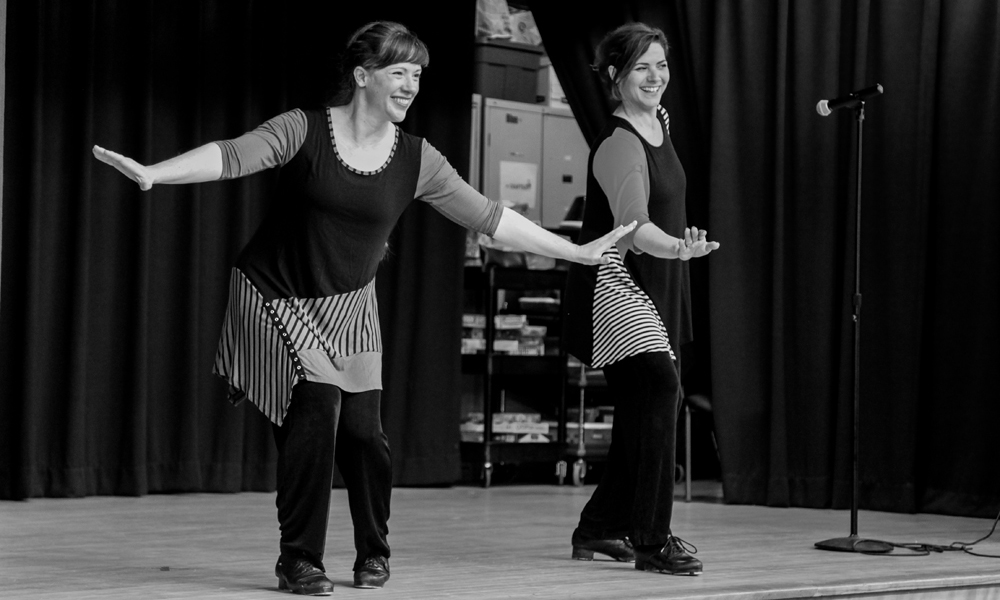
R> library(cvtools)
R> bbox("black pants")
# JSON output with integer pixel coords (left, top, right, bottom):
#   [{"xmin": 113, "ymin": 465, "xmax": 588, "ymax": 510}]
[
  {"xmin": 271, "ymin": 381, "xmax": 392, "ymax": 572},
  {"xmin": 573, "ymin": 351, "xmax": 680, "ymax": 547}
]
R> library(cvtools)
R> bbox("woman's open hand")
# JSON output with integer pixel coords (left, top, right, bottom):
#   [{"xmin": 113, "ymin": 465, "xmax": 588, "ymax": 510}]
[
  {"xmin": 675, "ymin": 226, "xmax": 720, "ymax": 260},
  {"xmin": 92, "ymin": 145, "xmax": 154, "ymax": 191},
  {"xmin": 575, "ymin": 221, "xmax": 638, "ymax": 265}
]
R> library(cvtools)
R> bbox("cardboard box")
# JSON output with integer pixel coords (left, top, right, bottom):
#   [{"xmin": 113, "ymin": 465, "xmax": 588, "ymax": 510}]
[
  {"xmin": 494, "ymin": 339, "xmax": 519, "ymax": 353},
  {"xmin": 495, "ymin": 314, "xmax": 528, "ymax": 329},
  {"xmin": 465, "ymin": 412, "xmax": 542, "ymax": 424},
  {"xmin": 474, "ymin": 39, "xmax": 544, "ymax": 103},
  {"xmin": 565, "ymin": 422, "xmax": 613, "ymax": 445},
  {"xmin": 461, "ymin": 338, "xmax": 487, "ymax": 354},
  {"xmin": 460, "ymin": 421, "xmax": 549, "ymax": 434},
  {"xmin": 537, "ymin": 56, "xmax": 571, "ymax": 110},
  {"xmin": 463, "ymin": 313, "xmax": 487, "ymax": 328}
]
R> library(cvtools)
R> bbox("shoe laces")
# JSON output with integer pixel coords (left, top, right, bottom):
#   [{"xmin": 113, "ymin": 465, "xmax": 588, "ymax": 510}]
[
  {"xmin": 283, "ymin": 558, "xmax": 323, "ymax": 578},
  {"xmin": 665, "ymin": 535, "xmax": 698, "ymax": 556},
  {"xmin": 362, "ymin": 556, "xmax": 388, "ymax": 572}
]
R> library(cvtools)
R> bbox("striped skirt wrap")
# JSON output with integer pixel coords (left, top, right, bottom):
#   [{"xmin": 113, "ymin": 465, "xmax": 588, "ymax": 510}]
[
  {"xmin": 213, "ymin": 268, "xmax": 381, "ymax": 425},
  {"xmin": 590, "ymin": 247, "xmax": 674, "ymax": 368}
]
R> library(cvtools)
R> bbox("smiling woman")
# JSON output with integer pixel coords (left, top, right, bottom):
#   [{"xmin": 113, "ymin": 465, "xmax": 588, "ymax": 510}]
[
  {"xmin": 564, "ymin": 22, "xmax": 718, "ymax": 578},
  {"xmin": 90, "ymin": 19, "xmax": 633, "ymax": 597},
  {"xmin": 611, "ymin": 43, "xmax": 669, "ymax": 145}
]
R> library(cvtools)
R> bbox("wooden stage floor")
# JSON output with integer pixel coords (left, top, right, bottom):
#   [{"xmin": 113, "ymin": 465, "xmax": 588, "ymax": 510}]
[{"xmin": 1, "ymin": 483, "xmax": 998, "ymax": 599}]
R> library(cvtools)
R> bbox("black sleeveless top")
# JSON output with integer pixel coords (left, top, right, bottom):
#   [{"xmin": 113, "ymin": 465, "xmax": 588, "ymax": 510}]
[
  {"xmin": 565, "ymin": 107, "xmax": 693, "ymax": 366},
  {"xmin": 235, "ymin": 109, "xmax": 422, "ymax": 301}
]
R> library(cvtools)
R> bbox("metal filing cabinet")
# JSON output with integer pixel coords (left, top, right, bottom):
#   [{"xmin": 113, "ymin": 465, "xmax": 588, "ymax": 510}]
[
  {"xmin": 540, "ymin": 107, "xmax": 588, "ymax": 228},
  {"xmin": 478, "ymin": 97, "xmax": 589, "ymax": 227},
  {"xmin": 469, "ymin": 94, "xmax": 483, "ymax": 191},
  {"xmin": 481, "ymin": 98, "xmax": 545, "ymax": 223}
]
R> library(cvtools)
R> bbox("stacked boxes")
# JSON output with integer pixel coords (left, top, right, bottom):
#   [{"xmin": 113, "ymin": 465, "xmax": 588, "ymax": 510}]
[
  {"xmin": 462, "ymin": 313, "xmax": 487, "ymax": 354},
  {"xmin": 565, "ymin": 405, "xmax": 614, "ymax": 446},
  {"xmin": 518, "ymin": 325, "xmax": 546, "ymax": 356},
  {"xmin": 473, "ymin": 39, "xmax": 544, "ymax": 103},
  {"xmin": 460, "ymin": 412, "xmax": 551, "ymax": 443},
  {"xmin": 461, "ymin": 314, "xmax": 547, "ymax": 355},
  {"xmin": 493, "ymin": 314, "xmax": 527, "ymax": 354},
  {"xmin": 565, "ymin": 422, "xmax": 613, "ymax": 446}
]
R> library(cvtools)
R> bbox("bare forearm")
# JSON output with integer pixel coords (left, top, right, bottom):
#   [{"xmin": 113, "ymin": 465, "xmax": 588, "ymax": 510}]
[
  {"xmin": 491, "ymin": 208, "xmax": 581, "ymax": 262},
  {"xmin": 633, "ymin": 223, "xmax": 684, "ymax": 259},
  {"xmin": 147, "ymin": 143, "xmax": 223, "ymax": 185}
]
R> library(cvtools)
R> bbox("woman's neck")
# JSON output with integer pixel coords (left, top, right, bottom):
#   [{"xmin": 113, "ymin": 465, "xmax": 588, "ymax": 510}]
[
  {"xmin": 613, "ymin": 102, "xmax": 662, "ymax": 145},
  {"xmin": 330, "ymin": 101, "xmax": 393, "ymax": 149}
]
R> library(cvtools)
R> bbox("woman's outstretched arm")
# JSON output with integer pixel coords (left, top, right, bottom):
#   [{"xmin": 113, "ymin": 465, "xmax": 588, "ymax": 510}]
[
  {"xmin": 92, "ymin": 143, "xmax": 223, "ymax": 191},
  {"xmin": 491, "ymin": 207, "xmax": 636, "ymax": 266}
]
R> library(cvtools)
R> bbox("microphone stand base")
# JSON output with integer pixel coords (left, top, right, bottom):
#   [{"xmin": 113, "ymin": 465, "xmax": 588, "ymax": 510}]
[{"xmin": 815, "ymin": 534, "xmax": 893, "ymax": 553}]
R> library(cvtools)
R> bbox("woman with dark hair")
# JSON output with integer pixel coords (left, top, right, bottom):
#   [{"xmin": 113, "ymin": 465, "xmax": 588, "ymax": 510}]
[
  {"xmin": 94, "ymin": 21, "xmax": 633, "ymax": 596},
  {"xmin": 564, "ymin": 22, "xmax": 719, "ymax": 576}
]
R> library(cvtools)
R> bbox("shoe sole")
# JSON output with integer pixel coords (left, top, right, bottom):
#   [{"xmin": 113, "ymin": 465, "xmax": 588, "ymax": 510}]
[
  {"xmin": 572, "ymin": 547, "xmax": 636, "ymax": 562},
  {"xmin": 354, "ymin": 575, "xmax": 389, "ymax": 589},
  {"xmin": 277, "ymin": 575, "xmax": 334, "ymax": 596},
  {"xmin": 635, "ymin": 561, "xmax": 702, "ymax": 576}
]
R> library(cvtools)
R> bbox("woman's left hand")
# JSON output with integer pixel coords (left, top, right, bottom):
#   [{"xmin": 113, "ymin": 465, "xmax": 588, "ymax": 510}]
[
  {"xmin": 677, "ymin": 226, "xmax": 720, "ymax": 260},
  {"xmin": 575, "ymin": 221, "xmax": 638, "ymax": 265}
]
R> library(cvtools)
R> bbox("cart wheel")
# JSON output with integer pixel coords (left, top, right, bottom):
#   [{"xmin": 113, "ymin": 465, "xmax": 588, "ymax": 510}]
[
  {"xmin": 483, "ymin": 462, "xmax": 493, "ymax": 488},
  {"xmin": 555, "ymin": 460, "xmax": 568, "ymax": 485},
  {"xmin": 572, "ymin": 459, "xmax": 587, "ymax": 486}
]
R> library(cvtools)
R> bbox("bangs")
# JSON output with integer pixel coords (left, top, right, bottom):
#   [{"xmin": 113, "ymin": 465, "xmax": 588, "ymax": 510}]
[
  {"xmin": 623, "ymin": 33, "xmax": 668, "ymax": 71},
  {"xmin": 372, "ymin": 32, "xmax": 430, "ymax": 69}
]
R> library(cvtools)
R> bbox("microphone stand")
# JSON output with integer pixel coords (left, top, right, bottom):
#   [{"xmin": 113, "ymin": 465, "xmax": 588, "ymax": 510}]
[{"xmin": 814, "ymin": 101, "xmax": 892, "ymax": 554}]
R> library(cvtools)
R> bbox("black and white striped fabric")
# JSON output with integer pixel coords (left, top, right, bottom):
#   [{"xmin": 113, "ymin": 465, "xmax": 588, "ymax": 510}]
[
  {"xmin": 213, "ymin": 268, "xmax": 381, "ymax": 425},
  {"xmin": 591, "ymin": 247, "xmax": 674, "ymax": 368}
]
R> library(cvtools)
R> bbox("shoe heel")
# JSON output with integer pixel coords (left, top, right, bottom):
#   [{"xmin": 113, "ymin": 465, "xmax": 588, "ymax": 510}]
[{"xmin": 572, "ymin": 546, "xmax": 595, "ymax": 561}]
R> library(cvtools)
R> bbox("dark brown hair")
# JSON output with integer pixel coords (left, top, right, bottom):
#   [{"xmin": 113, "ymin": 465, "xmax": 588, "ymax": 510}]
[
  {"xmin": 327, "ymin": 21, "xmax": 430, "ymax": 107},
  {"xmin": 593, "ymin": 23, "xmax": 669, "ymax": 103}
]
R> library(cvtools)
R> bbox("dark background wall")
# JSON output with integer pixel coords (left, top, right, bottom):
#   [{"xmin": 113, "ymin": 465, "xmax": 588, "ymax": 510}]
[{"xmin": 3, "ymin": 0, "xmax": 998, "ymax": 518}]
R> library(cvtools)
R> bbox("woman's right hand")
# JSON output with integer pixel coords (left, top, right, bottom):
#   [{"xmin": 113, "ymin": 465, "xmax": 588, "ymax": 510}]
[
  {"xmin": 575, "ymin": 221, "xmax": 637, "ymax": 265},
  {"xmin": 92, "ymin": 145, "xmax": 154, "ymax": 191}
]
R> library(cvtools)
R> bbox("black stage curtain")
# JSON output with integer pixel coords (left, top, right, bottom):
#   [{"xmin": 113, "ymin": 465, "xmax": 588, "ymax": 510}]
[
  {"xmin": 530, "ymin": 0, "xmax": 999, "ymax": 518},
  {"xmin": 0, "ymin": 1, "xmax": 475, "ymax": 498}
]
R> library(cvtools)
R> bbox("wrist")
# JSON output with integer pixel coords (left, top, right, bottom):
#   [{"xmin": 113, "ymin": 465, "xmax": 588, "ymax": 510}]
[{"xmin": 142, "ymin": 165, "xmax": 161, "ymax": 187}]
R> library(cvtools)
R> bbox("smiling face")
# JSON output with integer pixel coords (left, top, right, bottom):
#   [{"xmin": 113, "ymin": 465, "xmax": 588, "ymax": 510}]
[
  {"xmin": 359, "ymin": 62, "xmax": 421, "ymax": 123},
  {"xmin": 616, "ymin": 42, "xmax": 669, "ymax": 113}
]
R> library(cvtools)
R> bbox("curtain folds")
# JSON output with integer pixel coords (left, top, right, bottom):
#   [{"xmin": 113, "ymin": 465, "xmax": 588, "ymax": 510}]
[
  {"xmin": 1, "ymin": 1, "xmax": 475, "ymax": 498},
  {"xmin": 529, "ymin": 0, "xmax": 999, "ymax": 517},
  {"xmin": 4, "ymin": 0, "xmax": 998, "ymax": 517}
]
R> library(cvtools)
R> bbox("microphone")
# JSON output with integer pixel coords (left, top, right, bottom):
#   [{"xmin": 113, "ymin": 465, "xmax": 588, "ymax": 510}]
[{"xmin": 816, "ymin": 84, "xmax": 883, "ymax": 116}]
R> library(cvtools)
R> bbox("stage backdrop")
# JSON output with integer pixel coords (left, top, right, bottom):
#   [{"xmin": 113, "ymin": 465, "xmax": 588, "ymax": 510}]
[
  {"xmin": 3, "ymin": 0, "xmax": 998, "ymax": 519},
  {"xmin": 530, "ymin": 0, "xmax": 999, "ymax": 518},
  {"xmin": 0, "ymin": 1, "xmax": 475, "ymax": 497}
]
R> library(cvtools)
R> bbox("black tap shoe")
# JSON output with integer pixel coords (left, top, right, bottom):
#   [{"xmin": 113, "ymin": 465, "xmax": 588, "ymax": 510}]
[
  {"xmin": 572, "ymin": 536, "xmax": 636, "ymax": 562},
  {"xmin": 634, "ymin": 536, "xmax": 702, "ymax": 575},
  {"xmin": 354, "ymin": 556, "xmax": 390, "ymax": 589},
  {"xmin": 275, "ymin": 557, "xmax": 334, "ymax": 595}
]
